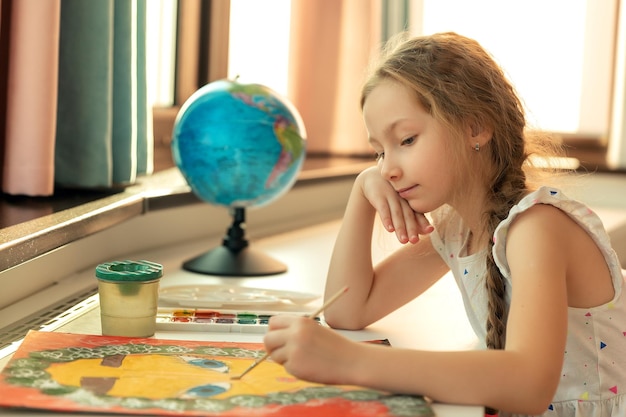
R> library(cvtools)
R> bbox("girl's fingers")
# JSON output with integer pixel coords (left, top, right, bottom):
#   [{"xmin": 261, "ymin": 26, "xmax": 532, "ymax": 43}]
[
  {"xmin": 263, "ymin": 316, "xmax": 293, "ymax": 359},
  {"xmin": 390, "ymin": 199, "xmax": 432, "ymax": 244},
  {"xmin": 387, "ymin": 199, "xmax": 410, "ymax": 243},
  {"xmin": 416, "ymin": 212, "xmax": 434, "ymax": 235},
  {"xmin": 399, "ymin": 200, "xmax": 422, "ymax": 243},
  {"xmin": 375, "ymin": 201, "xmax": 395, "ymax": 232},
  {"xmin": 266, "ymin": 345, "xmax": 285, "ymax": 365},
  {"xmin": 391, "ymin": 207, "xmax": 433, "ymax": 244},
  {"xmin": 358, "ymin": 167, "xmax": 433, "ymax": 243},
  {"xmin": 267, "ymin": 314, "xmax": 292, "ymax": 329}
]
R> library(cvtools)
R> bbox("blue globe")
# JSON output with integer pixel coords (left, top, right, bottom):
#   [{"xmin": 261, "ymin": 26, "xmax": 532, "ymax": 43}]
[{"xmin": 171, "ymin": 79, "xmax": 307, "ymax": 208}]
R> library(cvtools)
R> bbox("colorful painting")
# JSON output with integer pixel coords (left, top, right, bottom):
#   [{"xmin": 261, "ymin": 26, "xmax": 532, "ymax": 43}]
[{"xmin": 0, "ymin": 331, "xmax": 433, "ymax": 417}]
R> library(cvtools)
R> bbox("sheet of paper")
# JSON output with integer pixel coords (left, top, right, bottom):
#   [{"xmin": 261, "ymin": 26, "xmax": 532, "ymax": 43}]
[{"xmin": 0, "ymin": 331, "xmax": 434, "ymax": 417}]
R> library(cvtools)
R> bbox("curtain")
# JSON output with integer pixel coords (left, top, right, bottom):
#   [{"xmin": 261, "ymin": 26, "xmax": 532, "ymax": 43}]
[
  {"xmin": 288, "ymin": 0, "xmax": 382, "ymax": 156},
  {"xmin": 0, "ymin": 0, "xmax": 152, "ymax": 197},
  {"xmin": 1, "ymin": 0, "xmax": 60, "ymax": 196}
]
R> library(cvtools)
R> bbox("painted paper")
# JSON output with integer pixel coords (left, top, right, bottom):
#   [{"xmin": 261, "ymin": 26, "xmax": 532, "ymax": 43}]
[{"xmin": 0, "ymin": 331, "xmax": 433, "ymax": 416}]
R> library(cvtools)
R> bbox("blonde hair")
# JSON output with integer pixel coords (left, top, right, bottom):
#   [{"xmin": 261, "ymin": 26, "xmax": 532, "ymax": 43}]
[{"xmin": 361, "ymin": 32, "xmax": 566, "ymax": 352}]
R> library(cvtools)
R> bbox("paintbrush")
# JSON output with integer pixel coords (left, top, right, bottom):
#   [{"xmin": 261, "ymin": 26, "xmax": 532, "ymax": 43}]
[{"xmin": 231, "ymin": 285, "xmax": 349, "ymax": 380}]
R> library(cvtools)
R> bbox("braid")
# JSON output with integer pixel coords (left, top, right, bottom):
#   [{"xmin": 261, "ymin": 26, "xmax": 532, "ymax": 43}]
[
  {"xmin": 485, "ymin": 238, "xmax": 508, "ymax": 350},
  {"xmin": 483, "ymin": 150, "xmax": 528, "ymax": 350},
  {"xmin": 483, "ymin": 170, "xmax": 527, "ymax": 417}
]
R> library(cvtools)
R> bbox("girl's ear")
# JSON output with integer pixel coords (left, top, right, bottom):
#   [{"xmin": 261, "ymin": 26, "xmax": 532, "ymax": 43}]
[{"xmin": 467, "ymin": 121, "xmax": 493, "ymax": 149}]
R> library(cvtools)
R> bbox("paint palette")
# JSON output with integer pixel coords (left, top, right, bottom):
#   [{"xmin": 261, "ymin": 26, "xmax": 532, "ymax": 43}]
[
  {"xmin": 159, "ymin": 285, "xmax": 319, "ymax": 308},
  {"xmin": 156, "ymin": 308, "xmax": 321, "ymax": 333}
]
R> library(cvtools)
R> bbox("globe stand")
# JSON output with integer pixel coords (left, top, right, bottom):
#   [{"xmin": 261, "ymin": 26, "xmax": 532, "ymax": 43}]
[{"xmin": 182, "ymin": 207, "xmax": 287, "ymax": 277}]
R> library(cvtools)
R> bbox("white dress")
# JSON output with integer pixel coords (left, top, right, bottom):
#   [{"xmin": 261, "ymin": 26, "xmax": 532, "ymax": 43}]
[{"xmin": 430, "ymin": 187, "xmax": 626, "ymax": 417}]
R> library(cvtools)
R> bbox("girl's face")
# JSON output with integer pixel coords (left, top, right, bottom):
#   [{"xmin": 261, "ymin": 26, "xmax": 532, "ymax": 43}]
[{"xmin": 363, "ymin": 79, "xmax": 458, "ymax": 214}]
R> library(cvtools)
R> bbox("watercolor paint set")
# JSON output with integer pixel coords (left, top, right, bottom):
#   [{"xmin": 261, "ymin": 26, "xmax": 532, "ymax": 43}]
[{"xmin": 156, "ymin": 308, "xmax": 321, "ymax": 333}]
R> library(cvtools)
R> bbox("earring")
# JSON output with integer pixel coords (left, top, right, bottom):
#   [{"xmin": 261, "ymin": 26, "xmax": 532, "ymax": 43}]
[{"xmin": 474, "ymin": 142, "xmax": 480, "ymax": 152}]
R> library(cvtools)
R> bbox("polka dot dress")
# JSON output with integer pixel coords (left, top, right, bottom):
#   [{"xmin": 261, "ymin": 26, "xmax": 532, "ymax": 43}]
[{"xmin": 430, "ymin": 187, "xmax": 626, "ymax": 416}]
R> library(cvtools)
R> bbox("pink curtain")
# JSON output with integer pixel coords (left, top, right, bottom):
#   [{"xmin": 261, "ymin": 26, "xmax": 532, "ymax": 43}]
[
  {"xmin": 2, "ymin": 0, "xmax": 60, "ymax": 196},
  {"xmin": 288, "ymin": 0, "xmax": 381, "ymax": 156}
]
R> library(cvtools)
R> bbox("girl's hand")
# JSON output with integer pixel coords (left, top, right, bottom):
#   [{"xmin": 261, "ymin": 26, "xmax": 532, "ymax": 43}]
[
  {"xmin": 263, "ymin": 315, "xmax": 359, "ymax": 385},
  {"xmin": 357, "ymin": 166, "xmax": 433, "ymax": 244}
]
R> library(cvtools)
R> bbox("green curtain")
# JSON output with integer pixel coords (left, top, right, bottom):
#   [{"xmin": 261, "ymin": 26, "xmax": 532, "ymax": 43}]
[{"xmin": 55, "ymin": 0, "xmax": 150, "ymax": 188}]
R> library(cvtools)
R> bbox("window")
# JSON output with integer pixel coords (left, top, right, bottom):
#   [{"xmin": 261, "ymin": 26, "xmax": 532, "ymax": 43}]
[
  {"xmin": 151, "ymin": 0, "xmax": 626, "ymax": 171},
  {"xmin": 149, "ymin": 0, "xmax": 231, "ymax": 172},
  {"xmin": 146, "ymin": 0, "xmax": 177, "ymax": 107},
  {"xmin": 411, "ymin": 0, "xmax": 615, "ymax": 137},
  {"xmin": 227, "ymin": 0, "xmax": 291, "ymax": 96}
]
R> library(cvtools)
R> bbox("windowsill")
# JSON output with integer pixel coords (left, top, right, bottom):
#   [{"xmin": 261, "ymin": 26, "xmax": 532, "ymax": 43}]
[
  {"xmin": 0, "ymin": 156, "xmax": 374, "ymax": 273},
  {"xmin": 563, "ymin": 137, "xmax": 626, "ymax": 173},
  {"xmin": 1, "ymin": 144, "xmax": 624, "ymax": 275}
]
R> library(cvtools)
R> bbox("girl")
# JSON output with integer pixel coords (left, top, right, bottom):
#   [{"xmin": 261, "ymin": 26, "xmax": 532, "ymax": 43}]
[{"xmin": 263, "ymin": 32, "xmax": 626, "ymax": 416}]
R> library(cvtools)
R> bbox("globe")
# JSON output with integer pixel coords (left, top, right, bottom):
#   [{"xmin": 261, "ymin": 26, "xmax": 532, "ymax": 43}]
[
  {"xmin": 170, "ymin": 79, "xmax": 307, "ymax": 277},
  {"xmin": 171, "ymin": 79, "xmax": 307, "ymax": 208}
]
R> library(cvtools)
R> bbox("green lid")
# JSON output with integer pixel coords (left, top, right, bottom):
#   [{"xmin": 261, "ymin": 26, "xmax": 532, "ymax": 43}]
[{"xmin": 95, "ymin": 260, "xmax": 163, "ymax": 282}]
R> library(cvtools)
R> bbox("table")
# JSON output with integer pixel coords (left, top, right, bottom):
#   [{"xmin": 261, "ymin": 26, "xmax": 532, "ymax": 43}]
[{"xmin": 0, "ymin": 219, "xmax": 482, "ymax": 417}]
